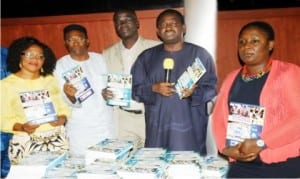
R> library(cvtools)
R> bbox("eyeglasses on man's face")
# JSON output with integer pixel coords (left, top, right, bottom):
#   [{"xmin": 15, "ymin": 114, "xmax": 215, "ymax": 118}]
[
  {"xmin": 65, "ymin": 37, "xmax": 86, "ymax": 44},
  {"xmin": 158, "ymin": 21, "xmax": 179, "ymax": 29},
  {"xmin": 114, "ymin": 17, "xmax": 135, "ymax": 27},
  {"xmin": 21, "ymin": 52, "xmax": 45, "ymax": 60}
]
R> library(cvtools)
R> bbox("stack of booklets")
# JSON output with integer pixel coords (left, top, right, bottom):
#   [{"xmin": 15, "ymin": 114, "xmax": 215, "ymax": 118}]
[
  {"xmin": 117, "ymin": 148, "xmax": 168, "ymax": 179},
  {"xmin": 85, "ymin": 138, "xmax": 134, "ymax": 165},
  {"xmin": 43, "ymin": 165, "xmax": 77, "ymax": 178},
  {"xmin": 163, "ymin": 151, "xmax": 203, "ymax": 179},
  {"xmin": 7, "ymin": 151, "xmax": 66, "ymax": 179},
  {"xmin": 44, "ymin": 154, "xmax": 84, "ymax": 178},
  {"xmin": 42, "ymin": 149, "xmax": 228, "ymax": 178},
  {"xmin": 77, "ymin": 159, "xmax": 121, "ymax": 179},
  {"xmin": 45, "ymin": 152, "xmax": 122, "ymax": 179},
  {"xmin": 202, "ymin": 156, "xmax": 229, "ymax": 178},
  {"xmin": 132, "ymin": 148, "xmax": 167, "ymax": 160}
]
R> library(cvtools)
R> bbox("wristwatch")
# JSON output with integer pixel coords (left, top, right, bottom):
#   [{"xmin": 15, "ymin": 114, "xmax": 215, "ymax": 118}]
[{"xmin": 256, "ymin": 139, "xmax": 265, "ymax": 148}]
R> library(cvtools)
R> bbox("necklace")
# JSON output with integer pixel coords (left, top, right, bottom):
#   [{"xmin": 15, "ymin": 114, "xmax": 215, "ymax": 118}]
[{"xmin": 241, "ymin": 59, "xmax": 272, "ymax": 82}]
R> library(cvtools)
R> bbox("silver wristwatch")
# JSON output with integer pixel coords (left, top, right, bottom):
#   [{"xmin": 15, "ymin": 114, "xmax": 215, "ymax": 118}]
[{"xmin": 256, "ymin": 139, "xmax": 265, "ymax": 148}]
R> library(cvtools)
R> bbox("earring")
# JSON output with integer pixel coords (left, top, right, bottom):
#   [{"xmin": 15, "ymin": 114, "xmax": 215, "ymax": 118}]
[
  {"xmin": 19, "ymin": 63, "xmax": 22, "ymax": 68},
  {"xmin": 41, "ymin": 67, "xmax": 44, "ymax": 73}
]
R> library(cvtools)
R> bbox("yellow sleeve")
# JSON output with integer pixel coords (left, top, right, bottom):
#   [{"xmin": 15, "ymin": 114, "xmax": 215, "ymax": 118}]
[{"xmin": 0, "ymin": 79, "xmax": 26, "ymax": 133}]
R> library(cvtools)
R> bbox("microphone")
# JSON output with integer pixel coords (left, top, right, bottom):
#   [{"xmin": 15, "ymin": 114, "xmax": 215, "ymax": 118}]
[{"xmin": 163, "ymin": 58, "xmax": 174, "ymax": 83}]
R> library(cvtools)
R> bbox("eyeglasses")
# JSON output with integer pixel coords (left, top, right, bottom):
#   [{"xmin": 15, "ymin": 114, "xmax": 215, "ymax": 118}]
[
  {"xmin": 114, "ymin": 18, "xmax": 135, "ymax": 27},
  {"xmin": 21, "ymin": 52, "xmax": 45, "ymax": 60},
  {"xmin": 158, "ymin": 22, "xmax": 179, "ymax": 29},
  {"xmin": 65, "ymin": 37, "xmax": 86, "ymax": 44}
]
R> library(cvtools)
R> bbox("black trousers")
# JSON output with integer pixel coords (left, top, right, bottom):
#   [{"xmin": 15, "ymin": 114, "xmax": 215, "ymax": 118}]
[{"xmin": 227, "ymin": 156, "xmax": 300, "ymax": 178}]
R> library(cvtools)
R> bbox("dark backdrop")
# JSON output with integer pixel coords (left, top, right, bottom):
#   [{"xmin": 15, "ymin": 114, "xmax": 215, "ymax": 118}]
[{"xmin": 2, "ymin": 0, "xmax": 300, "ymax": 18}]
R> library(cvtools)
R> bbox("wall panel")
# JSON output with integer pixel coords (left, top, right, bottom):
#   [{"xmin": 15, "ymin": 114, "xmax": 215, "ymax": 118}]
[
  {"xmin": 216, "ymin": 8, "xmax": 300, "ymax": 89},
  {"xmin": 2, "ymin": 8, "xmax": 300, "ymax": 89}
]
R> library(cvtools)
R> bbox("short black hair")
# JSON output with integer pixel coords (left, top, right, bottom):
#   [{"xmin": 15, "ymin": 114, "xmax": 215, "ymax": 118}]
[
  {"xmin": 7, "ymin": 36, "xmax": 57, "ymax": 76},
  {"xmin": 156, "ymin": 9, "xmax": 185, "ymax": 28},
  {"xmin": 63, "ymin": 24, "xmax": 88, "ymax": 39},
  {"xmin": 113, "ymin": 9, "xmax": 138, "ymax": 22},
  {"xmin": 239, "ymin": 21, "xmax": 275, "ymax": 41}
]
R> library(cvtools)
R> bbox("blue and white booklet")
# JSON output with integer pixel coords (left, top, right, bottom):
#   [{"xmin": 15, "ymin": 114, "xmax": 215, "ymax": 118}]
[
  {"xmin": 19, "ymin": 89, "xmax": 57, "ymax": 125},
  {"xmin": 8, "ymin": 152, "xmax": 66, "ymax": 179},
  {"xmin": 226, "ymin": 102, "xmax": 265, "ymax": 147},
  {"xmin": 106, "ymin": 73, "xmax": 132, "ymax": 107},
  {"xmin": 62, "ymin": 65, "xmax": 94, "ymax": 103},
  {"xmin": 85, "ymin": 138, "xmax": 134, "ymax": 164},
  {"xmin": 202, "ymin": 156, "xmax": 229, "ymax": 178},
  {"xmin": 117, "ymin": 155, "xmax": 168, "ymax": 179},
  {"xmin": 175, "ymin": 57, "xmax": 206, "ymax": 99}
]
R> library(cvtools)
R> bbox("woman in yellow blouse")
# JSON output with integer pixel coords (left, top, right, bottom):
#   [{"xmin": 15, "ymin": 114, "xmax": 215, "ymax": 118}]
[{"xmin": 1, "ymin": 36, "xmax": 70, "ymax": 164}]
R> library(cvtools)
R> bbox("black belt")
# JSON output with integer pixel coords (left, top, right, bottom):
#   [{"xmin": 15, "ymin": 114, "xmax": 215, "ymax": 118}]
[{"xmin": 119, "ymin": 107, "xmax": 142, "ymax": 114}]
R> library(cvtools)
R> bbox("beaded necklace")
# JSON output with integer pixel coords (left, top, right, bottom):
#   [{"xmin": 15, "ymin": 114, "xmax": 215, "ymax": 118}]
[{"xmin": 241, "ymin": 59, "xmax": 272, "ymax": 82}]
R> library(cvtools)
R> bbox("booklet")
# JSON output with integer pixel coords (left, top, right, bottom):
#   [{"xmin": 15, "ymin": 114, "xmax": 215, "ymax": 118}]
[
  {"xmin": 85, "ymin": 138, "xmax": 134, "ymax": 164},
  {"xmin": 106, "ymin": 73, "xmax": 132, "ymax": 107},
  {"xmin": 202, "ymin": 156, "xmax": 229, "ymax": 178},
  {"xmin": 62, "ymin": 65, "xmax": 94, "ymax": 103},
  {"xmin": 175, "ymin": 57, "xmax": 206, "ymax": 99},
  {"xmin": 117, "ymin": 156, "xmax": 168, "ymax": 179},
  {"xmin": 19, "ymin": 89, "xmax": 57, "ymax": 125},
  {"xmin": 9, "ymin": 152, "xmax": 67, "ymax": 178},
  {"xmin": 226, "ymin": 102, "xmax": 265, "ymax": 147}
]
